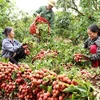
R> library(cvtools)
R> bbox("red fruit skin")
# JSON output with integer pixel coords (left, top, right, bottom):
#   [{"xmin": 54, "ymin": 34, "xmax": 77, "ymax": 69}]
[
  {"xmin": 43, "ymin": 95, "xmax": 48, "ymax": 100},
  {"xmin": 15, "ymin": 78, "xmax": 22, "ymax": 83},
  {"xmin": 67, "ymin": 79, "xmax": 71, "ymax": 84},
  {"xmin": 71, "ymin": 80, "xmax": 78, "ymax": 85},
  {"xmin": 18, "ymin": 94, "xmax": 24, "ymax": 99},
  {"xmin": 59, "ymin": 96, "xmax": 63, "ymax": 100}
]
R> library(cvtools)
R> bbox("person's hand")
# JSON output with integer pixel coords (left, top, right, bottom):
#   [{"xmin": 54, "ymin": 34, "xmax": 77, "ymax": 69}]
[
  {"xmin": 37, "ymin": 13, "xmax": 40, "ymax": 17},
  {"xmin": 35, "ymin": 12, "xmax": 40, "ymax": 17},
  {"xmin": 82, "ymin": 55, "xmax": 89, "ymax": 60},
  {"xmin": 24, "ymin": 48, "xmax": 30, "ymax": 55},
  {"xmin": 22, "ymin": 43, "xmax": 30, "ymax": 55},
  {"xmin": 22, "ymin": 43, "xmax": 28, "ymax": 49},
  {"xmin": 34, "ymin": 12, "xmax": 40, "ymax": 17}
]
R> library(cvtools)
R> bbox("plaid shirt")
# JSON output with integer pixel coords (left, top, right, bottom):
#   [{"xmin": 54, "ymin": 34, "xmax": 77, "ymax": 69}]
[{"xmin": 84, "ymin": 36, "xmax": 100, "ymax": 60}]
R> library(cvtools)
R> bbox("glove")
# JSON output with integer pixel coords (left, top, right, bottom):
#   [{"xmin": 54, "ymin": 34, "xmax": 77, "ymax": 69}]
[{"xmin": 34, "ymin": 12, "xmax": 41, "ymax": 17}]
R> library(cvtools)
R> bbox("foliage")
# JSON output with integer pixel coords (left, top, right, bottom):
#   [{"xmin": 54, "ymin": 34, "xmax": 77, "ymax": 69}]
[
  {"xmin": 14, "ymin": 14, "xmax": 34, "ymax": 42},
  {"xmin": 54, "ymin": 12, "xmax": 71, "ymax": 37},
  {"xmin": 0, "ymin": 0, "xmax": 35, "ymax": 49},
  {"xmin": 54, "ymin": 11, "xmax": 99, "ymax": 44},
  {"xmin": 20, "ymin": 35, "xmax": 91, "ymax": 74},
  {"xmin": 63, "ymin": 81, "xmax": 94, "ymax": 100},
  {"xmin": 0, "ymin": 0, "xmax": 14, "ymax": 48},
  {"xmin": 56, "ymin": 0, "xmax": 100, "ymax": 16},
  {"xmin": 55, "ymin": 0, "xmax": 100, "ymax": 44}
]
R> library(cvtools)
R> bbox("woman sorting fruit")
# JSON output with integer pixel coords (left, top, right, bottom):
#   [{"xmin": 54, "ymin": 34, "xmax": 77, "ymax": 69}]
[
  {"xmin": 2, "ymin": 27, "xmax": 30, "ymax": 65},
  {"xmin": 74, "ymin": 24, "xmax": 100, "ymax": 68}
]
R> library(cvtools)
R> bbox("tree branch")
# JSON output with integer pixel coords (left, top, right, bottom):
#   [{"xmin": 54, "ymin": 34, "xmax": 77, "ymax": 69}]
[
  {"xmin": 63, "ymin": 0, "xmax": 67, "ymax": 11},
  {"xmin": 92, "ymin": 0, "xmax": 98, "ymax": 10},
  {"xmin": 71, "ymin": 7, "xmax": 84, "ymax": 16},
  {"xmin": 71, "ymin": 0, "xmax": 84, "ymax": 16}
]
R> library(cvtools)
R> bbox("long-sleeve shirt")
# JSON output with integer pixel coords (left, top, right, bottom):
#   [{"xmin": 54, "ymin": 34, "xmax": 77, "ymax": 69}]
[
  {"xmin": 35, "ymin": 6, "xmax": 54, "ymax": 29},
  {"xmin": 84, "ymin": 36, "xmax": 100, "ymax": 60},
  {"xmin": 2, "ymin": 38, "xmax": 22, "ymax": 58}
]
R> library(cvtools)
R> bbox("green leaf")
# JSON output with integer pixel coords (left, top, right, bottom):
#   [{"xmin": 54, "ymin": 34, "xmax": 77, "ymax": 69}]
[
  {"xmin": 71, "ymin": 94, "xmax": 75, "ymax": 100},
  {"xmin": 63, "ymin": 85, "xmax": 78, "ymax": 92},
  {"xmin": 23, "ymin": 78, "xmax": 31, "ymax": 83},
  {"xmin": 20, "ymin": 66, "xmax": 25, "ymax": 72},
  {"xmin": 47, "ymin": 86, "xmax": 52, "ymax": 93},
  {"xmin": 0, "ymin": 58, "xmax": 9, "ymax": 63},
  {"xmin": 75, "ymin": 86, "xmax": 87, "ymax": 93},
  {"xmin": 43, "ymin": 77, "xmax": 49, "ymax": 82},
  {"xmin": 9, "ymin": 92, "xmax": 14, "ymax": 98},
  {"xmin": 11, "ymin": 71, "xmax": 17, "ymax": 80},
  {"xmin": 40, "ymin": 84, "xmax": 47, "ymax": 91}
]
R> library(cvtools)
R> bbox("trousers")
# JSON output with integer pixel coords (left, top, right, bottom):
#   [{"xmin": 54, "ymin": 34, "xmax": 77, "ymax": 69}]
[
  {"xmin": 90, "ymin": 44, "xmax": 100, "ymax": 67},
  {"xmin": 9, "ymin": 46, "xmax": 27, "ymax": 65}
]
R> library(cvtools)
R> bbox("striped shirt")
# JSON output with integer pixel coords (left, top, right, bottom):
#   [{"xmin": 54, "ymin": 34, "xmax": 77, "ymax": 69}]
[{"xmin": 84, "ymin": 36, "xmax": 100, "ymax": 60}]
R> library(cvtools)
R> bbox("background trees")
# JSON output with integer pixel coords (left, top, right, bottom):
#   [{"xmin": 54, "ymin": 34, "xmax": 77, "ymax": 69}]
[
  {"xmin": 56, "ymin": 0, "xmax": 100, "ymax": 44},
  {"xmin": 0, "ymin": 0, "xmax": 33, "ymax": 48},
  {"xmin": 0, "ymin": 0, "xmax": 100, "ymax": 46}
]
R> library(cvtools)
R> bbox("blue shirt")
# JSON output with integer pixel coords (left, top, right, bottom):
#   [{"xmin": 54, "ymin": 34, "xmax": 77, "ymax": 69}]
[{"xmin": 2, "ymin": 38, "xmax": 22, "ymax": 58}]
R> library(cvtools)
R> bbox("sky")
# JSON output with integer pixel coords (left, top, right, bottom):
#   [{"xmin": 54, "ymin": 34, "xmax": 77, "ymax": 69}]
[{"xmin": 15, "ymin": 0, "xmax": 54, "ymax": 13}]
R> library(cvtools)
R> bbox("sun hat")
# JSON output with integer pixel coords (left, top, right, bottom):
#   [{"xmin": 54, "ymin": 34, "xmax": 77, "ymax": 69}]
[{"xmin": 48, "ymin": 0, "xmax": 56, "ymax": 7}]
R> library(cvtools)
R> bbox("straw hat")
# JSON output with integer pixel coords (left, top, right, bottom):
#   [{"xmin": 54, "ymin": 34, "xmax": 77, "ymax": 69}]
[{"xmin": 48, "ymin": 0, "xmax": 56, "ymax": 7}]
